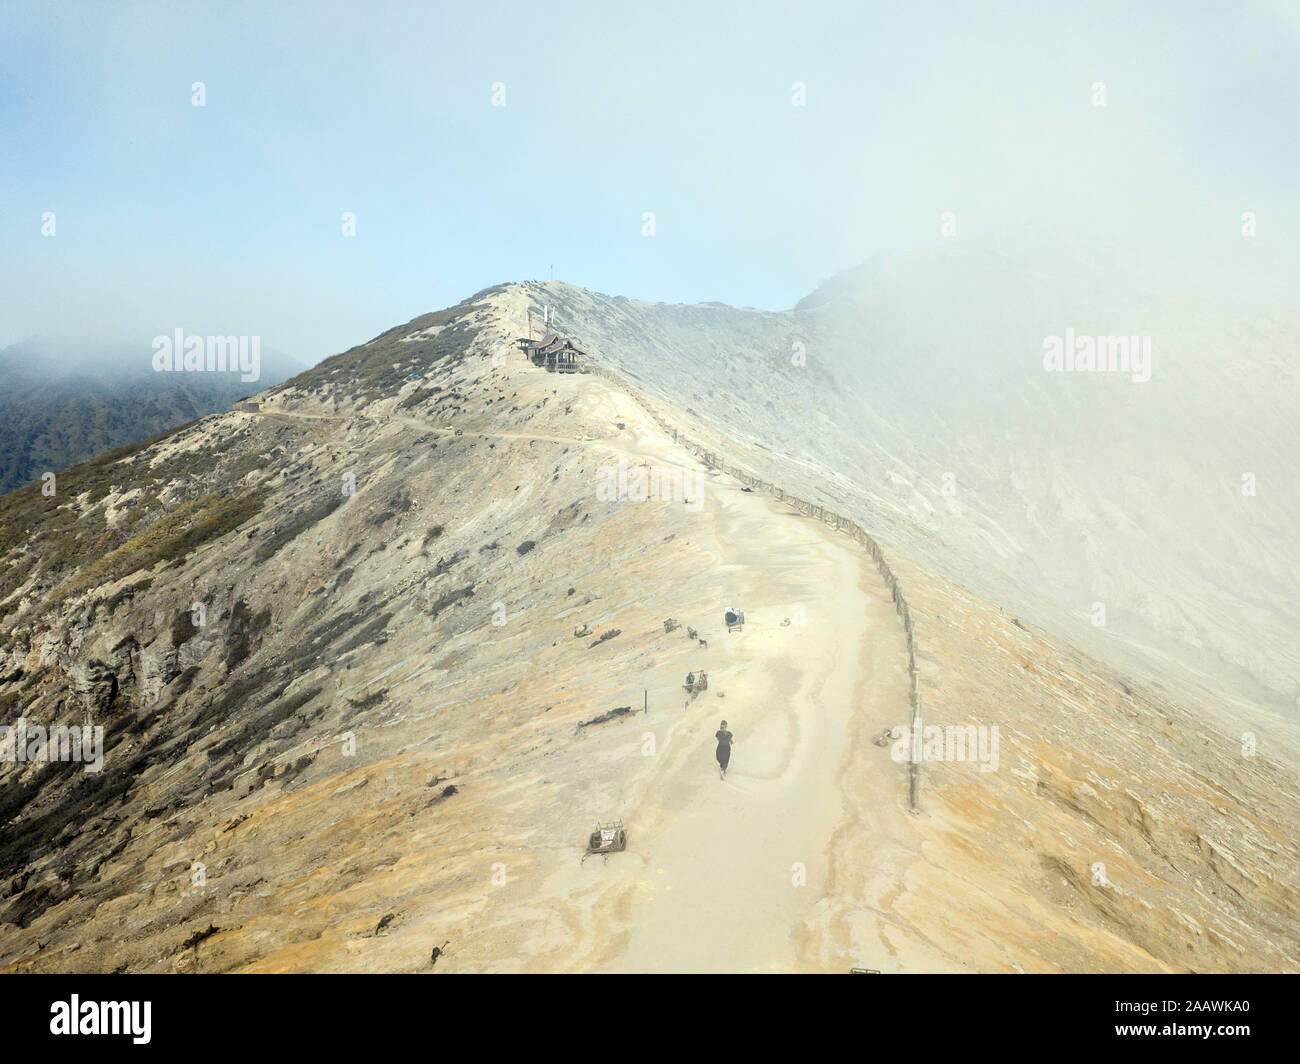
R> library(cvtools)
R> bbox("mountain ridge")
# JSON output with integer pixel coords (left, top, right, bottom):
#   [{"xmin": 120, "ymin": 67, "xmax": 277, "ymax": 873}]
[{"xmin": 0, "ymin": 268, "xmax": 1297, "ymax": 973}]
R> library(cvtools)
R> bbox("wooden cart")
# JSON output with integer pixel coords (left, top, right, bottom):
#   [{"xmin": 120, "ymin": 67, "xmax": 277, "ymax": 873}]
[{"xmin": 582, "ymin": 820, "xmax": 628, "ymax": 864}]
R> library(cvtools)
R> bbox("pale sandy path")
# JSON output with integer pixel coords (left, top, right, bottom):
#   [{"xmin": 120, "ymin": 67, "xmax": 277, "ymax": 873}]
[
  {"xmin": 245, "ymin": 376, "xmax": 917, "ymax": 972},
  {"xmin": 594, "ymin": 514, "xmax": 900, "ymax": 972},
  {"xmin": 521, "ymin": 384, "xmax": 914, "ymax": 972}
]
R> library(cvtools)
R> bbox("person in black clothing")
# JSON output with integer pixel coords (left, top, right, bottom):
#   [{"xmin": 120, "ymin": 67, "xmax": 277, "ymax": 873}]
[{"xmin": 715, "ymin": 720, "xmax": 734, "ymax": 780}]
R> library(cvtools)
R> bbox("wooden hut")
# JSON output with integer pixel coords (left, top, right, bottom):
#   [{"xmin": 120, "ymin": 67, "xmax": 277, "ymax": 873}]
[{"xmin": 516, "ymin": 331, "xmax": 588, "ymax": 373}]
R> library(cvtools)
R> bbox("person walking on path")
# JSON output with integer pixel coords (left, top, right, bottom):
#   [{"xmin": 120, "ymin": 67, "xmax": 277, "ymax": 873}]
[{"xmin": 715, "ymin": 720, "xmax": 735, "ymax": 780}]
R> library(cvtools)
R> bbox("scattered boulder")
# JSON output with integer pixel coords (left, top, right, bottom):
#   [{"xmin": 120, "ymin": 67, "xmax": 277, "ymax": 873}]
[
  {"xmin": 588, "ymin": 628, "xmax": 620, "ymax": 649},
  {"xmin": 578, "ymin": 706, "xmax": 634, "ymax": 729},
  {"xmin": 180, "ymin": 924, "xmax": 221, "ymax": 951},
  {"xmin": 331, "ymin": 777, "xmax": 368, "ymax": 798}
]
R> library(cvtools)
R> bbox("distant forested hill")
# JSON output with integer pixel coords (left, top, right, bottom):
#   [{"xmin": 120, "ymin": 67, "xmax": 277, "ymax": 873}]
[{"xmin": 0, "ymin": 338, "xmax": 301, "ymax": 495}]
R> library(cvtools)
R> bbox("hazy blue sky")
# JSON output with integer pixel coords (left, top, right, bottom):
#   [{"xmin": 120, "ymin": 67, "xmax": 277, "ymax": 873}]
[{"xmin": 2, "ymin": 0, "xmax": 1296, "ymax": 365}]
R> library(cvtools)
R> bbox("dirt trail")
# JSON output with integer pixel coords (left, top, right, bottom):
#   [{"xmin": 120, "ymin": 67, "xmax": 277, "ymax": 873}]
[
  {"xmin": 598, "ymin": 510, "xmax": 904, "ymax": 972},
  {"xmin": 513, "ymin": 381, "xmax": 916, "ymax": 972},
  {"xmin": 247, "ymin": 370, "xmax": 919, "ymax": 972}
]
